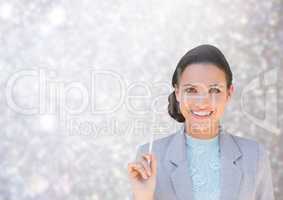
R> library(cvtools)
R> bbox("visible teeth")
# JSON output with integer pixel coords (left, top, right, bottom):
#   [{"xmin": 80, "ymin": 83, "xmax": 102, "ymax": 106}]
[{"xmin": 191, "ymin": 111, "xmax": 212, "ymax": 116}]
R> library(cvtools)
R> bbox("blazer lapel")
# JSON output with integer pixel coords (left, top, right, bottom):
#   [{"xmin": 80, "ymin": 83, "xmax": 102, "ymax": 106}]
[
  {"xmin": 164, "ymin": 125, "xmax": 243, "ymax": 200},
  {"xmin": 219, "ymin": 130, "xmax": 243, "ymax": 200},
  {"xmin": 171, "ymin": 159, "xmax": 194, "ymax": 200},
  {"xmin": 165, "ymin": 125, "xmax": 194, "ymax": 200}
]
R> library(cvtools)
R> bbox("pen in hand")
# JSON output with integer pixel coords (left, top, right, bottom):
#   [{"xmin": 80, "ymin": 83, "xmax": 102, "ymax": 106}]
[{"xmin": 147, "ymin": 133, "xmax": 154, "ymax": 165}]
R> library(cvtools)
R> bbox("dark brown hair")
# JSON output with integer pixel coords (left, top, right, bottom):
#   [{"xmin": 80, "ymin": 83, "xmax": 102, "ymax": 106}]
[{"xmin": 168, "ymin": 44, "xmax": 233, "ymax": 122}]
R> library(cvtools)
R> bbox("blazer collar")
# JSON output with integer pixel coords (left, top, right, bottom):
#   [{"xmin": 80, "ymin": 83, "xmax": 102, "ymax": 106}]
[
  {"xmin": 165, "ymin": 123, "xmax": 243, "ymax": 200},
  {"xmin": 165, "ymin": 123, "xmax": 242, "ymax": 165}
]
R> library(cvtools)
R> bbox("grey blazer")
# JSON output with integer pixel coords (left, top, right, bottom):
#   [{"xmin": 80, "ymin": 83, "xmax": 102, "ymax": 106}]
[{"xmin": 135, "ymin": 124, "xmax": 275, "ymax": 200}]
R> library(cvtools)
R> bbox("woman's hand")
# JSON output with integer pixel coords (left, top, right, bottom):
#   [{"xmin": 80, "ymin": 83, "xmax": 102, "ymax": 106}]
[{"xmin": 127, "ymin": 154, "xmax": 157, "ymax": 200}]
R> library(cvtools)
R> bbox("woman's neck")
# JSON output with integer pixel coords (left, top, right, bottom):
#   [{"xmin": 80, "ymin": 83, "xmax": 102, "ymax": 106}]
[{"xmin": 185, "ymin": 121, "xmax": 220, "ymax": 139}]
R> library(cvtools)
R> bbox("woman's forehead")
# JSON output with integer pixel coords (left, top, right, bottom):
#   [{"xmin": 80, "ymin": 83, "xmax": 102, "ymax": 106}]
[{"xmin": 179, "ymin": 63, "xmax": 227, "ymax": 85}]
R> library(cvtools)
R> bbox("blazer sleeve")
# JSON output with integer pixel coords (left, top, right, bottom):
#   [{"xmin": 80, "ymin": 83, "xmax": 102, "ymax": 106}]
[{"xmin": 255, "ymin": 143, "xmax": 275, "ymax": 200}]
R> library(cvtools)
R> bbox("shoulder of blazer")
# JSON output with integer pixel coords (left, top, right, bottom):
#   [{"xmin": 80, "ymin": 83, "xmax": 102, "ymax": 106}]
[
  {"xmin": 226, "ymin": 132, "xmax": 271, "ymax": 178},
  {"xmin": 229, "ymin": 133, "xmax": 266, "ymax": 159},
  {"xmin": 231, "ymin": 133, "xmax": 274, "ymax": 199}
]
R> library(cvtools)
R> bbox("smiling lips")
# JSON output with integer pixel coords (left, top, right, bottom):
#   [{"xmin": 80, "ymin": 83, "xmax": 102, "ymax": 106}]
[{"xmin": 191, "ymin": 110, "xmax": 214, "ymax": 119}]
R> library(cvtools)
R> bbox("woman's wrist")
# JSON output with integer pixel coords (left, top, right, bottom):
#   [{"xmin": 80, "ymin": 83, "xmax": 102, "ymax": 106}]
[
  {"xmin": 134, "ymin": 194, "xmax": 154, "ymax": 200},
  {"xmin": 135, "ymin": 197, "xmax": 154, "ymax": 200}
]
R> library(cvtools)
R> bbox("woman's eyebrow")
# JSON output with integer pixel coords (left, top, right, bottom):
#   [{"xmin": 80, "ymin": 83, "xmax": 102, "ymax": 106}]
[
  {"xmin": 182, "ymin": 83, "xmax": 197, "ymax": 87},
  {"xmin": 182, "ymin": 83, "xmax": 225, "ymax": 87},
  {"xmin": 209, "ymin": 83, "xmax": 225, "ymax": 88}
]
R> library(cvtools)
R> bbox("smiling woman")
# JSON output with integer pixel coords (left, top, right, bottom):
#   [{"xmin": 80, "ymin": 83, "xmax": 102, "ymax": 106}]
[
  {"xmin": 174, "ymin": 71, "xmax": 232, "ymax": 139},
  {"xmin": 169, "ymin": 44, "xmax": 233, "ymax": 140},
  {"xmin": 127, "ymin": 44, "xmax": 275, "ymax": 200}
]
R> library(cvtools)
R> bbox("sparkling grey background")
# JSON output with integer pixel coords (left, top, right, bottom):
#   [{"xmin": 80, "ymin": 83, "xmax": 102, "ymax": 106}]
[{"xmin": 0, "ymin": 0, "xmax": 282, "ymax": 200}]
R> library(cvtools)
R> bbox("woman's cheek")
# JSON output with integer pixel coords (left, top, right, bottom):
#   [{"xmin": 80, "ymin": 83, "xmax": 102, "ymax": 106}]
[
  {"xmin": 183, "ymin": 100, "xmax": 191, "ymax": 110},
  {"xmin": 180, "ymin": 101, "xmax": 192, "ymax": 117},
  {"xmin": 214, "ymin": 102, "xmax": 226, "ymax": 119}
]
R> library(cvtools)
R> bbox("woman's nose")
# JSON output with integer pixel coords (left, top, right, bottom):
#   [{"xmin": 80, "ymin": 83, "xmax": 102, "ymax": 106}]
[{"xmin": 194, "ymin": 94, "xmax": 210, "ymax": 108}]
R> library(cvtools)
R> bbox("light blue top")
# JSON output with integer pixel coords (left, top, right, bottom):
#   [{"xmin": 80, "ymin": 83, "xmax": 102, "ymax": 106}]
[{"xmin": 185, "ymin": 132, "xmax": 220, "ymax": 200}]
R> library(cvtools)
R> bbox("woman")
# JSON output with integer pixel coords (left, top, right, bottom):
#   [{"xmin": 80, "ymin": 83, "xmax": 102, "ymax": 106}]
[{"xmin": 127, "ymin": 44, "xmax": 275, "ymax": 200}]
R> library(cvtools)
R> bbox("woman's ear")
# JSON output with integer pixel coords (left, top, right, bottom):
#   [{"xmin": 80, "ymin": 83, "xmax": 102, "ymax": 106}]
[{"xmin": 227, "ymin": 84, "xmax": 234, "ymax": 101}]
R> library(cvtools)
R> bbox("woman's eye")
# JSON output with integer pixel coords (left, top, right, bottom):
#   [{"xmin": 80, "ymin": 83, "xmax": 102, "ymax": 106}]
[
  {"xmin": 185, "ymin": 88, "xmax": 197, "ymax": 93},
  {"xmin": 209, "ymin": 88, "xmax": 221, "ymax": 93}
]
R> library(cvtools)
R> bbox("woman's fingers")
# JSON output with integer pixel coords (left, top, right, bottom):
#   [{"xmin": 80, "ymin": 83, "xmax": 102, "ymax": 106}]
[
  {"xmin": 128, "ymin": 163, "xmax": 149, "ymax": 180},
  {"xmin": 128, "ymin": 153, "xmax": 158, "ymax": 181},
  {"xmin": 141, "ymin": 155, "xmax": 152, "ymax": 176},
  {"xmin": 142, "ymin": 154, "xmax": 157, "ymax": 175}
]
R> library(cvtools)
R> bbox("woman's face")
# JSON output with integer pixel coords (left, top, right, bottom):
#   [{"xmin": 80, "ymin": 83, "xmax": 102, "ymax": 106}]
[{"xmin": 175, "ymin": 63, "xmax": 234, "ymax": 135}]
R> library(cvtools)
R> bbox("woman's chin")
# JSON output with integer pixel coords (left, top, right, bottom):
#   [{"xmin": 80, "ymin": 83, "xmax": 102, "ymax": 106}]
[{"xmin": 187, "ymin": 121, "xmax": 219, "ymax": 135}]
